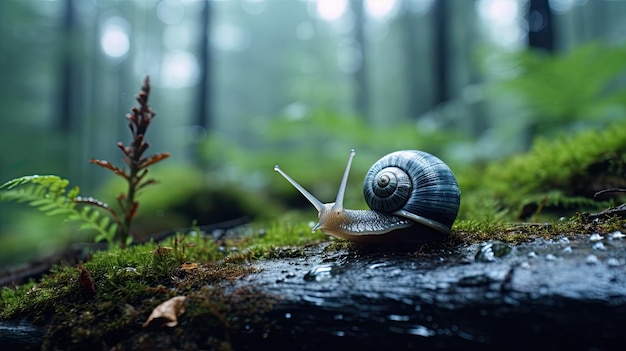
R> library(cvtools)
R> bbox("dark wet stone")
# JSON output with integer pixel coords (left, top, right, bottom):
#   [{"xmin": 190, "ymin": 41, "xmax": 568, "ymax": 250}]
[{"xmin": 231, "ymin": 234, "xmax": 626, "ymax": 350}]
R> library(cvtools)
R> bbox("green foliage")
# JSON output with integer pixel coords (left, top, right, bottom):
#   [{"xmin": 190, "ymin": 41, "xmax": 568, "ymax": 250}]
[
  {"xmin": 458, "ymin": 120, "xmax": 626, "ymax": 221},
  {"xmin": 89, "ymin": 76, "xmax": 170, "ymax": 248},
  {"xmin": 0, "ymin": 77, "xmax": 169, "ymax": 249},
  {"xmin": 0, "ymin": 175, "xmax": 118, "ymax": 245},
  {"xmin": 490, "ymin": 42, "xmax": 626, "ymax": 132}
]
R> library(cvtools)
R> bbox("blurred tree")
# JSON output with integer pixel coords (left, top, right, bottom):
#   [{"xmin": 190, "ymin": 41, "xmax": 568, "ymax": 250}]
[
  {"xmin": 58, "ymin": 0, "xmax": 78, "ymax": 133},
  {"xmin": 527, "ymin": 0, "xmax": 554, "ymax": 53},
  {"xmin": 433, "ymin": 0, "xmax": 449, "ymax": 104},
  {"xmin": 350, "ymin": 0, "xmax": 369, "ymax": 121},
  {"xmin": 196, "ymin": 0, "xmax": 212, "ymax": 132}
]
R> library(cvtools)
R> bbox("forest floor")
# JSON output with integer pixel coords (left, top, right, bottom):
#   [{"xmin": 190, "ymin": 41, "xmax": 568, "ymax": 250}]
[{"xmin": 1, "ymin": 210, "xmax": 626, "ymax": 350}]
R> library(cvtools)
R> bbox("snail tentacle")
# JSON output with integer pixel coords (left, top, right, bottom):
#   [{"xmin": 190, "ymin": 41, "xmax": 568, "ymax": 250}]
[
  {"xmin": 274, "ymin": 165, "xmax": 325, "ymax": 212},
  {"xmin": 332, "ymin": 149, "xmax": 355, "ymax": 211}
]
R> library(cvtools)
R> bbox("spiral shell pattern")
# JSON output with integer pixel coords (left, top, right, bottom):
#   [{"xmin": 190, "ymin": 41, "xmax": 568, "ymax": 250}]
[{"xmin": 363, "ymin": 150, "xmax": 460, "ymax": 231}]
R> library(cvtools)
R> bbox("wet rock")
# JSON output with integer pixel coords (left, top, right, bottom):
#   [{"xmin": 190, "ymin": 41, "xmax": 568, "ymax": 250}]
[
  {"xmin": 3, "ymin": 234, "xmax": 626, "ymax": 350},
  {"xmin": 231, "ymin": 234, "xmax": 626, "ymax": 350}
]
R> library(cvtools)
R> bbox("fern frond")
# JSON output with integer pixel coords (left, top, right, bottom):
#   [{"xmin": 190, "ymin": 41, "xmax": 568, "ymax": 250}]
[
  {"xmin": 0, "ymin": 175, "xmax": 117, "ymax": 245},
  {"xmin": 0, "ymin": 175, "xmax": 68, "ymax": 192}
]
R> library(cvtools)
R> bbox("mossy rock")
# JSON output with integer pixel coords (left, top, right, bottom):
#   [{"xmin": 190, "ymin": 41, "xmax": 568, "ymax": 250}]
[{"xmin": 458, "ymin": 121, "xmax": 626, "ymax": 221}]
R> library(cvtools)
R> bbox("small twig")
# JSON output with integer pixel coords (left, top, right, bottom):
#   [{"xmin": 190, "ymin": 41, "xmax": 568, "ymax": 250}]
[{"xmin": 594, "ymin": 188, "xmax": 626, "ymax": 197}]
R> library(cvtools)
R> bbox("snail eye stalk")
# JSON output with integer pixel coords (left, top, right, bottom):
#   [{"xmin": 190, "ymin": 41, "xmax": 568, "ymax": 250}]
[
  {"xmin": 332, "ymin": 149, "xmax": 356, "ymax": 211},
  {"xmin": 274, "ymin": 165, "xmax": 325, "ymax": 212}
]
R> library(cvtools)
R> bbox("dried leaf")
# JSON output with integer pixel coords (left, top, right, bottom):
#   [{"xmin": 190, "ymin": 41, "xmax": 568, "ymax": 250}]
[
  {"xmin": 142, "ymin": 296, "xmax": 186, "ymax": 328},
  {"xmin": 152, "ymin": 246, "xmax": 173, "ymax": 255},
  {"xmin": 89, "ymin": 159, "xmax": 128, "ymax": 179},
  {"xmin": 180, "ymin": 262, "xmax": 199, "ymax": 271},
  {"xmin": 140, "ymin": 152, "xmax": 171, "ymax": 169},
  {"xmin": 78, "ymin": 264, "xmax": 96, "ymax": 298}
]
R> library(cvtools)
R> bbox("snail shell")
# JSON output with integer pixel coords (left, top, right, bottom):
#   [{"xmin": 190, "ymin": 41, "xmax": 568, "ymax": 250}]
[{"xmin": 363, "ymin": 150, "xmax": 460, "ymax": 234}]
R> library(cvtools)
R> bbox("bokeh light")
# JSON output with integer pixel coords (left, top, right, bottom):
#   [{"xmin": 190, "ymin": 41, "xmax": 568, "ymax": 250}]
[
  {"xmin": 365, "ymin": 0, "xmax": 399, "ymax": 21},
  {"xmin": 160, "ymin": 50, "xmax": 199, "ymax": 88},
  {"xmin": 316, "ymin": 0, "xmax": 348, "ymax": 21},
  {"xmin": 100, "ymin": 16, "xmax": 130, "ymax": 59}
]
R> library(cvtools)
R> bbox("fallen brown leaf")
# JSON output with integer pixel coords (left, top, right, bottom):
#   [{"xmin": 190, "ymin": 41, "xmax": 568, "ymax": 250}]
[
  {"xmin": 180, "ymin": 262, "xmax": 199, "ymax": 271},
  {"xmin": 78, "ymin": 264, "xmax": 95, "ymax": 298},
  {"xmin": 142, "ymin": 296, "xmax": 187, "ymax": 328}
]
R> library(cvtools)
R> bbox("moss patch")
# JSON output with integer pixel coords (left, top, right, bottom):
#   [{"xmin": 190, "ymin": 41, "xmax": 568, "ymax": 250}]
[{"xmin": 458, "ymin": 121, "xmax": 626, "ymax": 221}]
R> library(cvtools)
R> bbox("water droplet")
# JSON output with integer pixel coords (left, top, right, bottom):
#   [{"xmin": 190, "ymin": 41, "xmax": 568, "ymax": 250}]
[
  {"xmin": 592, "ymin": 242, "xmax": 607, "ymax": 251},
  {"xmin": 285, "ymin": 313, "xmax": 292, "ymax": 319},
  {"xmin": 589, "ymin": 233, "xmax": 604, "ymax": 242},
  {"xmin": 389, "ymin": 268, "xmax": 402, "ymax": 277},
  {"xmin": 545, "ymin": 254, "xmax": 557, "ymax": 261},
  {"xmin": 408, "ymin": 325, "xmax": 436, "ymax": 337},
  {"xmin": 303, "ymin": 264, "xmax": 340, "ymax": 282},
  {"xmin": 333, "ymin": 314, "xmax": 344, "ymax": 320},
  {"xmin": 562, "ymin": 246, "xmax": 572, "ymax": 253},
  {"xmin": 302, "ymin": 294, "xmax": 325, "ymax": 305},
  {"xmin": 475, "ymin": 241, "xmax": 512, "ymax": 262},
  {"xmin": 586, "ymin": 254, "xmax": 599, "ymax": 265},
  {"xmin": 607, "ymin": 257, "xmax": 622, "ymax": 267},
  {"xmin": 368, "ymin": 262, "xmax": 387, "ymax": 269},
  {"xmin": 332, "ymin": 330, "xmax": 346, "ymax": 337},
  {"xmin": 387, "ymin": 314, "xmax": 410, "ymax": 322},
  {"xmin": 528, "ymin": 251, "xmax": 538, "ymax": 259},
  {"xmin": 116, "ymin": 267, "xmax": 138, "ymax": 276}
]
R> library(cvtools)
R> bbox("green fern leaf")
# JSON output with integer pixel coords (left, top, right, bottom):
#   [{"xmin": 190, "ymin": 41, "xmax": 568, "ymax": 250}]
[{"xmin": 0, "ymin": 175, "xmax": 118, "ymax": 246}]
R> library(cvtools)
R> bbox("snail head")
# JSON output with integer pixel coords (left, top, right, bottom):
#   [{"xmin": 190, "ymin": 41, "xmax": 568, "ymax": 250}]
[{"xmin": 274, "ymin": 149, "xmax": 356, "ymax": 234}]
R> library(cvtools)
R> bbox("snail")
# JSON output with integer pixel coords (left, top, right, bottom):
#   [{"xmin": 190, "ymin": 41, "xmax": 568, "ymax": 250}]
[{"xmin": 274, "ymin": 149, "xmax": 460, "ymax": 244}]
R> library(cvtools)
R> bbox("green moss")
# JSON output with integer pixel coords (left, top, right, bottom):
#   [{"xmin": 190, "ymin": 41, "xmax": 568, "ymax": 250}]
[
  {"xmin": 458, "ymin": 121, "xmax": 626, "ymax": 221},
  {"xmin": 0, "ymin": 230, "xmax": 285, "ymax": 350}
]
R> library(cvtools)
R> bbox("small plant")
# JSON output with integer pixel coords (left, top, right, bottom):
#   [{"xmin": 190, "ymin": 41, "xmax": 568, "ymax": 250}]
[{"xmin": 0, "ymin": 76, "xmax": 169, "ymax": 248}]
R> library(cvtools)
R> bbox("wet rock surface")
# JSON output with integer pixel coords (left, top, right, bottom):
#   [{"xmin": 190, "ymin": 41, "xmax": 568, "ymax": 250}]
[
  {"xmin": 233, "ymin": 233, "xmax": 626, "ymax": 350},
  {"xmin": 2, "ymin": 232, "xmax": 626, "ymax": 350}
]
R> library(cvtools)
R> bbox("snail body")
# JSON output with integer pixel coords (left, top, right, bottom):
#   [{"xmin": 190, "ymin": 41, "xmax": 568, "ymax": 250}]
[{"xmin": 274, "ymin": 149, "xmax": 460, "ymax": 244}]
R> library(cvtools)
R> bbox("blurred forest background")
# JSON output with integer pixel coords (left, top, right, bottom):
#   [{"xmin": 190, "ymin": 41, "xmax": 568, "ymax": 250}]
[{"xmin": 2, "ymin": 0, "xmax": 626, "ymax": 266}]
